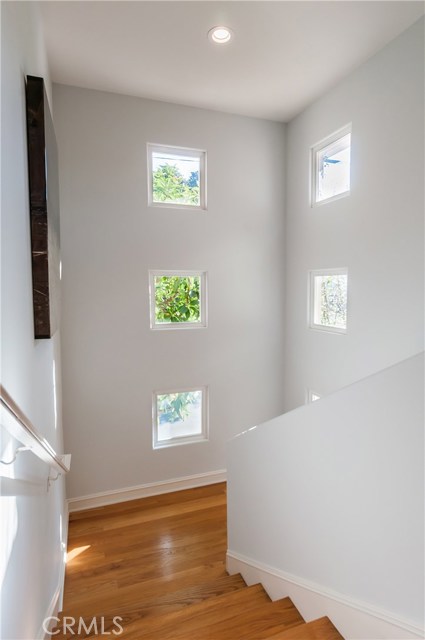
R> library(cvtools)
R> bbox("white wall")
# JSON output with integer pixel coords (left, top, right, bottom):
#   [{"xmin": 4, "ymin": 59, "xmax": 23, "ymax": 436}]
[
  {"xmin": 53, "ymin": 85, "xmax": 286, "ymax": 499},
  {"xmin": 283, "ymin": 18, "xmax": 424, "ymax": 411},
  {"xmin": 227, "ymin": 353, "xmax": 424, "ymax": 638},
  {"xmin": 0, "ymin": 2, "xmax": 67, "ymax": 639}
]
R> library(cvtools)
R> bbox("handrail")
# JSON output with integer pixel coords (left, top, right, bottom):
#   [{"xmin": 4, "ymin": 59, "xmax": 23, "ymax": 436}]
[{"xmin": 0, "ymin": 384, "xmax": 70, "ymax": 474}]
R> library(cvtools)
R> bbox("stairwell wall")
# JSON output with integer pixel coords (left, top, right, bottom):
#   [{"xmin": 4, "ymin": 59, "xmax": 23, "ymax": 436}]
[
  {"xmin": 227, "ymin": 353, "xmax": 425, "ymax": 639},
  {"xmin": 0, "ymin": 2, "xmax": 67, "ymax": 639},
  {"xmin": 283, "ymin": 17, "xmax": 424, "ymax": 410},
  {"xmin": 53, "ymin": 84, "xmax": 286, "ymax": 500}
]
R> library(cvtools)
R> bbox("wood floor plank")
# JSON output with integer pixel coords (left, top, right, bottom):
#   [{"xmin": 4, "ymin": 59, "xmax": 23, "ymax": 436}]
[
  {"xmin": 68, "ymin": 494, "xmax": 226, "ymax": 536},
  {"xmin": 66, "ymin": 534, "xmax": 226, "ymax": 587},
  {"xmin": 67, "ymin": 505, "xmax": 227, "ymax": 549},
  {"xmin": 63, "ymin": 556, "xmax": 228, "ymax": 614},
  {"xmin": 68, "ymin": 482, "xmax": 227, "ymax": 523},
  {"xmin": 67, "ymin": 550, "xmax": 224, "ymax": 597}
]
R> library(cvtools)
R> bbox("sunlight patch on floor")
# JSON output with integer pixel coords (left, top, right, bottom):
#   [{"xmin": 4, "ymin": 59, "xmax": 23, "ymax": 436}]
[{"xmin": 66, "ymin": 545, "xmax": 90, "ymax": 563}]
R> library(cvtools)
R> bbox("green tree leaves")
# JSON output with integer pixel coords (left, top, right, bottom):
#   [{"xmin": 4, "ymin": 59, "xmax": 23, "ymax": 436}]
[
  {"xmin": 152, "ymin": 163, "xmax": 199, "ymax": 206},
  {"xmin": 158, "ymin": 392, "xmax": 199, "ymax": 424},
  {"xmin": 155, "ymin": 276, "xmax": 200, "ymax": 324}
]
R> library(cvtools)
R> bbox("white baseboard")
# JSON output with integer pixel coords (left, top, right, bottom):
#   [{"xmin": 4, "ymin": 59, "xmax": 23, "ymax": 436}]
[
  {"xmin": 67, "ymin": 469, "xmax": 227, "ymax": 512},
  {"xmin": 58, "ymin": 500, "xmax": 69, "ymax": 611},
  {"xmin": 37, "ymin": 584, "xmax": 61, "ymax": 640},
  {"xmin": 37, "ymin": 497, "xmax": 69, "ymax": 639},
  {"xmin": 227, "ymin": 551, "xmax": 424, "ymax": 640}
]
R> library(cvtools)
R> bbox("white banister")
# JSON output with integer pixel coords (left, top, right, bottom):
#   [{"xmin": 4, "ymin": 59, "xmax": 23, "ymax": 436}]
[{"xmin": 0, "ymin": 384, "xmax": 71, "ymax": 475}]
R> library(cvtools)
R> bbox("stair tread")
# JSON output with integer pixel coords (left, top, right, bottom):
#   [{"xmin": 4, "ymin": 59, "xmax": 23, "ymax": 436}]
[
  {"xmin": 265, "ymin": 616, "xmax": 344, "ymax": 640},
  {"xmin": 123, "ymin": 593, "xmax": 304, "ymax": 640},
  {"xmin": 62, "ymin": 560, "xmax": 230, "ymax": 615},
  {"xmin": 55, "ymin": 573, "xmax": 248, "ymax": 638},
  {"xmin": 55, "ymin": 581, "xmax": 261, "ymax": 637},
  {"xmin": 117, "ymin": 583, "xmax": 272, "ymax": 638}
]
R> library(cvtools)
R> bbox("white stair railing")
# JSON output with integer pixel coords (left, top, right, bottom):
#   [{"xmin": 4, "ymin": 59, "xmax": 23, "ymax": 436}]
[{"xmin": 0, "ymin": 384, "xmax": 71, "ymax": 475}]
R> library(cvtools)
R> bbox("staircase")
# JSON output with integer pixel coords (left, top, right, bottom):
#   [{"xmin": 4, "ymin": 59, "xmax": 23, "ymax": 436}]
[
  {"xmin": 55, "ymin": 484, "xmax": 343, "ymax": 639},
  {"xmin": 54, "ymin": 571, "xmax": 343, "ymax": 639},
  {"xmin": 122, "ymin": 577, "xmax": 344, "ymax": 639}
]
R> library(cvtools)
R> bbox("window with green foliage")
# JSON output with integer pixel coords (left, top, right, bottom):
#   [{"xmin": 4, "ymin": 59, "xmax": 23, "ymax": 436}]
[
  {"xmin": 148, "ymin": 144, "xmax": 206, "ymax": 209},
  {"xmin": 310, "ymin": 269, "xmax": 348, "ymax": 333},
  {"xmin": 153, "ymin": 387, "xmax": 208, "ymax": 448},
  {"xmin": 149, "ymin": 270, "xmax": 207, "ymax": 329}
]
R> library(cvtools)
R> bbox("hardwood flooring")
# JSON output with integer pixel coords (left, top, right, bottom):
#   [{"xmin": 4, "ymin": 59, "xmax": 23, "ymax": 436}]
[{"xmin": 55, "ymin": 482, "xmax": 343, "ymax": 639}]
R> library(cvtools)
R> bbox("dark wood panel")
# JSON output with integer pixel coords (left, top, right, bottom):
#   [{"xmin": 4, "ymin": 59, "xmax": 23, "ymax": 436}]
[{"xmin": 25, "ymin": 75, "xmax": 60, "ymax": 339}]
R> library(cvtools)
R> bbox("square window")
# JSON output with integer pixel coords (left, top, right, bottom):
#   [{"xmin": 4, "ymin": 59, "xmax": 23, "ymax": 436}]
[
  {"xmin": 149, "ymin": 270, "xmax": 207, "ymax": 330},
  {"xmin": 307, "ymin": 389, "xmax": 321, "ymax": 403},
  {"xmin": 309, "ymin": 269, "xmax": 348, "ymax": 333},
  {"xmin": 147, "ymin": 144, "xmax": 206, "ymax": 209},
  {"xmin": 312, "ymin": 126, "xmax": 351, "ymax": 205},
  {"xmin": 153, "ymin": 387, "xmax": 208, "ymax": 449}
]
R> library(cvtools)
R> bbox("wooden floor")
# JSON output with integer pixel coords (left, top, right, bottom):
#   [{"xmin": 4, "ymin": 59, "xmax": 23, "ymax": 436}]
[{"xmin": 57, "ymin": 483, "xmax": 343, "ymax": 639}]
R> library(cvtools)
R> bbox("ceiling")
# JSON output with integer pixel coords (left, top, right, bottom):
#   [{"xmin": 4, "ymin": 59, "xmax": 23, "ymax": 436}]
[{"xmin": 39, "ymin": 1, "xmax": 424, "ymax": 122}]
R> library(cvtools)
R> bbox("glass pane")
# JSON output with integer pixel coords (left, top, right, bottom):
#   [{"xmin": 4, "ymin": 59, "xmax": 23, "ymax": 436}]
[
  {"xmin": 156, "ymin": 391, "xmax": 203, "ymax": 442},
  {"xmin": 154, "ymin": 275, "xmax": 201, "ymax": 324},
  {"xmin": 317, "ymin": 133, "xmax": 350, "ymax": 202},
  {"xmin": 314, "ymin": 274, "xmax": 347, "ymax": 329},
  {"xmin": 152, "ymin": 151, "xmax": 200, "ymax": 206}
]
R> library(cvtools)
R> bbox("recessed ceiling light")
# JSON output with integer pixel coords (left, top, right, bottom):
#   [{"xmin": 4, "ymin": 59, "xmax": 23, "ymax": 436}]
[{"xmin": 208, "ymin": 26, "xmax": 233, "ymax": 45}]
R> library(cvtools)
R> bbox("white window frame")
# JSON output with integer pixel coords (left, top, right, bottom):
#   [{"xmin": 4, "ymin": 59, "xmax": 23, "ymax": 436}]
[
  {"xmin": 308, "ymin": 268, "xmax": 348, "ymax": 335},
  {"xmin": 147, "ymin": 143, "xmax": 207, "ymax": 210},
  {"xmin": 311, "ymin": 124, "xmax": 351, "ymax": 207},
  {"xmin": 306, "ymin": 389, "xmax": 321, "ymax": 403},
  {"xmin": 152, "ymin": 385, "xmax": 209, "ymax": 449},
  {"xmin": 149, "ymin": 270, "xmax": 208, "ymax": 330}
]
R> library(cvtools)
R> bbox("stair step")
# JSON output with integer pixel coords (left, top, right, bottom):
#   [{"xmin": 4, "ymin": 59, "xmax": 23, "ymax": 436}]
[
  {"xmin": 123, "ymin": 591, "xmax": 304, "ymax": 640},
  {"xmin": 265, "ymin": 616, "xmax": 344, "ymax": 640},
  {"xmin": 58, "ymin": 489, "xmax": 344, "ymax": 640},
  {"xmin": 171, "ymin": 597, "xmax": 305, "ymax": 640},
  {"xmin": 54, "ymin": 573, "xmax": 248, "ymax": 638},
  {"xmin": 117, "ymin": 572, "xmax": 249, "ymax": 622},
  {"xmin": 122, "ymin": 583, "xmax": 274, "ymax": 639},
  {"xmin": 62, "ymin": 560, "xmax": 230, "ymax": 616}
]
